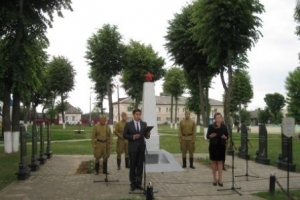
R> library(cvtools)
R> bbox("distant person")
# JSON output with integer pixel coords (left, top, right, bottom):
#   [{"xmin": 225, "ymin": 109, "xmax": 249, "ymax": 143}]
[
  {"xmin": 178, "ymin": 111, "xmax": 196, "ymax": 169},
  {"xmin": 206, "ymin": 113, "xmax": 228, "ymax": 187},
  {"xmin": 91, "ymin": 115, "xmax": 113, "ymax": 175},
  {"xmin": 114, "ymin": 112, "xmax": 129, "ymax": 170},
  {"xmin": 123, "ymin": 108, "xmax": 151, "ymax": 191}
]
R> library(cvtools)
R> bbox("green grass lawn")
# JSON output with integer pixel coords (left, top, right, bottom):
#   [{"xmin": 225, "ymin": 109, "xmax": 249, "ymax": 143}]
[
  {"xmin": 1, "ymin": 124, "xmax": 300, "ymax": 197},
  {"xmin": 255, "ymin": 189, "xmax": 300, "ymax": 199}
]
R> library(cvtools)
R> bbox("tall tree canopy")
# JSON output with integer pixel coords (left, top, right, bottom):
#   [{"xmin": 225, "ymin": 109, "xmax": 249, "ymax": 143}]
[
  {"xmin": 264, "ymin": 93, "xmax": 285, "ymax": 124},
  {"xmin": 285, "ymin": 67, "xmax": 300, "ymax": 123},
  {"xmin": 163, "ymin": 67, "xmax": 186, "ymax": 124},
  {"xmin": 165, "ymin": 3, "xmax": 217, "ymax": 127},
  {"xmin": 86, "ymin": 24, "xmax": 126, "ymax": 123},
  {"xmin": 192, "ymin": 0, "xmax": 264, "ymax": 137},
  {"xmin": 121, "ymin": 40, "xmax": 165, "ymax": 108},
  {"xmin": 47, "ymin": 56, "xmax": 75, "ymax": 128}
]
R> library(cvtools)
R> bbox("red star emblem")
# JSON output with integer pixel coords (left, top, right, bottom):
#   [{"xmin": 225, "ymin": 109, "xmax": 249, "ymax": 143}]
[{"xmin": 144, "ymin": 72, "xmax": 153, "ymax": 82}]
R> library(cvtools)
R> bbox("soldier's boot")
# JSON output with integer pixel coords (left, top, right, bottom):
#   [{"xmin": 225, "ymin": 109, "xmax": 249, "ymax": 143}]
[
  {"xmin": 94, "ymin": 163, "xmax": 99, "ymax": 175},
  {"xmin": 182, "ymin": 157, "xmax": 187, "ymax": 168},
  {"xmin": 117, "ymin": 158, "xmax": 121, "ymax": 170},
  {"xmin": 103, "ymin": 161, "xmax": 109, "ymax": 174},
  {"xmin": 125, "ymin": 157, "xmax": 130, "ymax": 168},
  {"xmin": 189, "ymin": 157, "xmax": 195, "ymax": 169}
]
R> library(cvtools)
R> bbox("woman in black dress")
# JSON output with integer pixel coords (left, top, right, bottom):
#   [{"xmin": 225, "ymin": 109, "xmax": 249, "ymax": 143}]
[{"xmin": 206, "ymin": 113, "xmax": 228, "ymax": 186}]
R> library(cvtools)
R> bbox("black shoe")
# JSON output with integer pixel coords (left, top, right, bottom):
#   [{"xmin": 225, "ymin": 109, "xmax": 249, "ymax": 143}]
[
  {"xmin": 189, "ymin": 158, "xmax": 195, "ymax": 169},
  {"xmin": 213, "ymin": 182, "xmax": 217, "ymax": 186},
  {"xmin": 182, "ymin": 158, "xmax": 187, "ymax": 168},
  {"xmin": 218, "ymin": 181, "xmax": 223, "ymax": 187}
]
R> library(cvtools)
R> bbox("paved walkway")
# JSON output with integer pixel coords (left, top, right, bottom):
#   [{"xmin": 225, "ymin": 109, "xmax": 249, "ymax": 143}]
[{"xmin": 0, "ymin": 153, "xmax": 299, "ymax": 200}]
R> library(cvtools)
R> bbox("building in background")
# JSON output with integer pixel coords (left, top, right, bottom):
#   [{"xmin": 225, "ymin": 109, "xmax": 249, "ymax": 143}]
[
  {"xmin": 57, "ymin": 104, "xmax": 82, "ymax": 125},
  {"xmin": 113, "ymin": 96, "xmax": 223, "ymax": 124}
]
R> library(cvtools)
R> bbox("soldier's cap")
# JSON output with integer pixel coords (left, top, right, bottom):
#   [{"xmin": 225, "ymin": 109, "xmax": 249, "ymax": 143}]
[
  {"xmin": 99, "ymin": 114, "xmax": 107, "ymax": 119},
  {"xmin": 121, "ymin": 112, "xmax": 127, "ymax": 116},
  {"xmin": 185, "ymin": 110, "xmax": 191, "ymax": 114}
]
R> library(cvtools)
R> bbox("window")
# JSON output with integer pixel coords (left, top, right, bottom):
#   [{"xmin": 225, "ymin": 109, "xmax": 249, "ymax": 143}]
[
  {"xmin": 183, "ymin": 108, "xmax": 186, "ymax": 112},
  {"xmin": 166, "ymin": 117, "xmax": 170, "ymax": 122},
  {"xmin": 166, "ymin": 108, "xmax": 169, "ymax": 112},
  {"xmin": 156, "ymin": 107, "xmax": 161, "ymax": 112},
  {"xmin": 72, "ymin": 116, "xmax": 75, "ymax": 121},
  {"xmin": 157, "ymin": 117, "xmax": 161, "ymax": 122},
  {"xmin": 127, "ymin": 107, "xmax": 133, "ymax": 112},
  {"xmin": 65, "ymin": 116, "xmax": 68, "ymax": 121}
]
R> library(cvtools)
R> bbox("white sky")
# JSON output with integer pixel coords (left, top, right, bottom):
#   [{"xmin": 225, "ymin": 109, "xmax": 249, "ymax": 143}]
[{"xmin": 45, "ymin": 0, "xmax": 300, "ymax": 114}]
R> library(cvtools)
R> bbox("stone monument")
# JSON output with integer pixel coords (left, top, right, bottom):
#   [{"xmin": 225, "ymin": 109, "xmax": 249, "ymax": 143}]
[
  {"xmin": 142, "ymin": 72, "xmax": 183, "ymax": 172},
  {"xmin": 255, "ymin": 124, "xmax": 270, "ymax": 165},
  {"xmin": 277, "ymin": 118, "xmax": 296, "ymax": 172},
  {"xmin": 238, "ymin": 123, "xmax": 250, "ymax": 159}
]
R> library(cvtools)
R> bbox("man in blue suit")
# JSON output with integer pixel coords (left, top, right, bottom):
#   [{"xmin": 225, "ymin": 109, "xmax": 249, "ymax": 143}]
[{"xmin": 123, "ymin": 108, "xmax": 150, "ymax": 191}]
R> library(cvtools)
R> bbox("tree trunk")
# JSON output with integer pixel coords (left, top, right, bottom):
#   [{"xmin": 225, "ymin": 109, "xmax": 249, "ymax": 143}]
[
  {"xmin": 196, "ymin": 113, "xmax": 201, "ymax": 125},
  {"xmin": 198, "ymin": 72, "xmax": 209, "ymax": 127},
  {"xmin": 170, "ymin": 95, "xmax": 173, "ymax": 124},
  {"xmin": 174, "ymin": 97, "xmax": 178, "ymax": 124},
  {"xmin": 61, "ymin": 94, "xmax": 65, "ymax": 129},
  {"xmin": 12, "ymin": 90, "xmax": 21, "ymax": 153},
  {"xmin": 3, "ymin": 81, "xmax": 12, "ymax": 153},
  {"xmin": 107, "ymin": 80, "xmax": 113, "ymax": 125}
]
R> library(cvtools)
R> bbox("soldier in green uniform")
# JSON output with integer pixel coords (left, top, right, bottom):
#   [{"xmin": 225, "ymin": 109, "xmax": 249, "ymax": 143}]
[
  {"xmin": 179, "ymin": 111, "xmax": 196, "ymax": 169},
  {"xmin": 114, "ymin": 112, "xmax": 129, "ymax": 170},
  {"xmin": 91, "ymin": 115, "xmax": 113, "ymax": 175}
]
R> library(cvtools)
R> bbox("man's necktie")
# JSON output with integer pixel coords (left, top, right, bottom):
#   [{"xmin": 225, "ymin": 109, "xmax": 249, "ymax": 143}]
[{"xmin": 136, "ymin": 122, "xmax": 140, "ymax": 133}]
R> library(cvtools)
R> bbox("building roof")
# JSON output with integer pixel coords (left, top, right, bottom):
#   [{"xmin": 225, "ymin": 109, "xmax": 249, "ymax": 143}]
[
  {"xmin": 114, "ymin": 96, "xmax": 222, "ymax": 106},
  {"xmin": 65, "ymin": 104, "xmax": 82, "ymax": 114}
]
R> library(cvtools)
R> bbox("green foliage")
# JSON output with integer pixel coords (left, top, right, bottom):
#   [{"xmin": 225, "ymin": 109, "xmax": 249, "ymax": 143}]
[
  {"xmin": 295, "ymin": 0, "xmax": 300, "ymax": 38},
  {"xmin": 86, "ymin": 24, "xmax": 126, "ymax": 118},
  {"xmin": 191, "ymin": 0, "xmax": 264, "ymax": 131},
  {"xmin": 239, "ymin": 109, "xmax": 251, "ymax": 125},
  {"xmin": 121, "ymin": 40, "xmax": 165, "ymax": 107},
  {"xmin": 258, "ymin": 108, "xmax": 271, "ymax": 124},
  {"xmin": 163, "ymin": 67, "xmax": 186, "ymax": 100},
  {"xmin": 230, "ymin": 69, "xmax": 253, "ymax": 113},
  {"xmin": 285, "ymin": 67, "xmax": 300, "ymax": 123},
  {"xmin": 165, "ymin": 3, "xmax": 215, "ymax": 127},
  {"xmin": 264, "ymin": 93, "xmax": 285, "ymax": 124}
]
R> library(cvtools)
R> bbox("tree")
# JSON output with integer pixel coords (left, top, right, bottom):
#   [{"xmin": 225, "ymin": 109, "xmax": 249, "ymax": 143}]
[
  {"xmin": 163, "ymin": 67, "xmax": 186, "ymax": 124},
  {"xmin": 192, "ymin": 0, "xmax": 264, "ymax": 138},
  {"xmin": 185, "ymin": 88, "xmax": 201, "ymax": 125},
  {"xmin": 264, "ymin": 93, "xmax": 285, "ymax": 124},
  {"xmin": 285, "ymin": 67, "xmax": 300, "ymax": 123},
  {"xmin": 47, "ymin": 56, "xmax": 75, "ymax": 129},
  {"xmin": 230, "ymin": 69, "xmax": 253, "ymax": 124},
  {"xmin": 257, "ymin": 108, "xmax": 271, "ymax": 124},
  {"xmin": 86, "ymin": 24, "xmax": 126, "ymax": 124},
  {"xmin": 0, "ymin": 0, "xmax": 72, "ymax": 153},
  {"xmin": 295, "ymin": 0, "xmax": 300, "ymax": 38},
  {"xmin": 121, "ymin": 40, "xmax": 165, "ymax": 108},
  {"xmin": 165, "ymin": 3, "xmax": 217, "ymax": 128}
]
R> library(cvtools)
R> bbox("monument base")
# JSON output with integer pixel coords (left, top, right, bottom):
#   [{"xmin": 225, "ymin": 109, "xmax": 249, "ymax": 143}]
[
  {"xmin": 238, "ymin": 152, "xmax": 250, "ymax": 160},
  {"xmin": 145, "ymin": 150, "xmax": 183, "ymax": 173},
  {"xmin": 45, "ymin": 151, "xmax": 53, "ymax": 159},
  {"xmin": 255, "ymin": 157, "xmax": 270, "ymax": 165},
  {"xmin": 29, "ymin": 161, "xmax": 40, "ymax": 171},
  {"xmin": 38, "ymin": 156, "xmax": 47, "ymax": 165},
  {"xmin": 277, "ymin": 161, "xmax": 296, "ymax": 172},
  {"xmin": 146, "ymin": 135, "xmax": 160, "ymax": 152},
  {"xmin": 16, "ymin": 167, "xmax": 31, "ymax": 180}
]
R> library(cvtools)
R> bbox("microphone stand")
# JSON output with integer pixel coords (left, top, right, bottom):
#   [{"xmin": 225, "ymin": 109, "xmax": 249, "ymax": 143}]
[
  {"xmin": 235, "ymin": 137, "xmax": 259, "ymax": 180},
  {"xmin": 218, "ymin": 134, "xmax": 242, "ymax": 195},
  {"xmin": 94, "ymin": 125, "xmax": 119, "ymax": 186}
]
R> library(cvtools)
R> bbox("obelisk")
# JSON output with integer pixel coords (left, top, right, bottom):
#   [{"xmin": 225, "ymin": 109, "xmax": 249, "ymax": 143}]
[{"xmin": 142, "ymin": 72, "xmax": 159, "ymax": 151}]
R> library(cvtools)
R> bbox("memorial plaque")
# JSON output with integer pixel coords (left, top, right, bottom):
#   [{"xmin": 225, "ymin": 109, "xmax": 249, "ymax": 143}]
[
  {"xmin": 277, "ymin": 125, "xmax": 296, "ymax": 172},
  {"xmin": 238, "ymin": 123, "xmax": 250, "ymax": 159},
  {"xmin": 255, "ymin": 124, "xmax": 270, "ymax": 165},
  {"xmin": 282, "ymin": 117, "xmax": 295, "ymax": 137}
]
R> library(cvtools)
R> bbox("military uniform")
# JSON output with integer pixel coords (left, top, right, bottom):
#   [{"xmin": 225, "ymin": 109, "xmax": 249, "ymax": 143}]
[
  {"xmin": 91, "ymin": 123, "xmax": 113, "ymax": 174},
  {"xmin": 114, "ymin": 120, "xmax": 129, "ymax": 169},
  {"xmin": 179, "ymin": 118, "xmax": 196, "ymax": 168}
]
